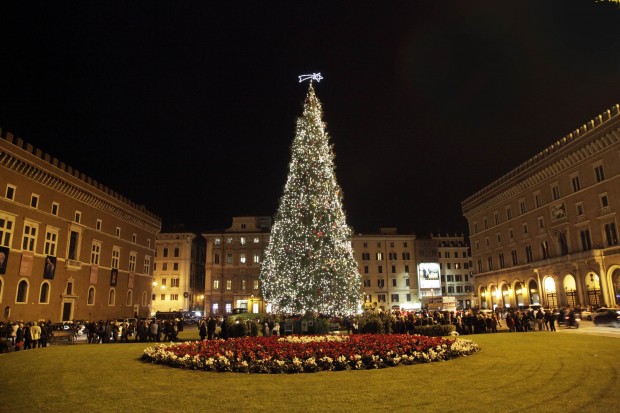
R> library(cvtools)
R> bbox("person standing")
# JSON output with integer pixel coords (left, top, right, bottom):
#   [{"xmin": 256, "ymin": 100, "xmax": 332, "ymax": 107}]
[
  {"xmin": 207, "ymin": 317, "xmax": 217, "ymax": 340},
  {"xmin": 535, "ymin": 309, "xmax": 544, "ymax": 331},
  {"xmin": 199, "ymin": 319, "xmax": 207, "ymax": 341},
  {"xmin": 549, "ymin": 310, "xmax": 556, "ymax": 332},
  {"xmin": 30, "ymin": 322, "xmax": 41, "ymax": 348}
]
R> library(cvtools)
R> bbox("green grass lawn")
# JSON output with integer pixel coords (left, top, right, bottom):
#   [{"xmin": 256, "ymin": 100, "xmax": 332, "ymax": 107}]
[{"xmin": 0, "ymin": 329, "xmax": 617, "ymax": 413}]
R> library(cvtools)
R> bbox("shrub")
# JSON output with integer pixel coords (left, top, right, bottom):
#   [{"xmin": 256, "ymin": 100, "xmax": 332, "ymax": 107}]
[{"xmin": 412, "ymin": 324, "xmax": 455, "ymax": 337}]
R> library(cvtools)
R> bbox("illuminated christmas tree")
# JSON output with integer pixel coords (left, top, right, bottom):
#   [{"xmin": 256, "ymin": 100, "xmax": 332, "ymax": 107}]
[{"xmin": 260, "ymin": 78, "xmax": 362, "ymax": 316}]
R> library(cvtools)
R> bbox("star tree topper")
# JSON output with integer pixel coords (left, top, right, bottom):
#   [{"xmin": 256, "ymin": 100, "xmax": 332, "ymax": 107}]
[{"xmin": 298, "ymin": 73, "xmax": 323, "ymax": 83}]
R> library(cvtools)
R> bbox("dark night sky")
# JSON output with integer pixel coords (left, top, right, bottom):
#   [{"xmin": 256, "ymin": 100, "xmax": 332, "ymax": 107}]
[{"xmin": 1, "ymin": 1, "xmax": 619, "ymax": 235}]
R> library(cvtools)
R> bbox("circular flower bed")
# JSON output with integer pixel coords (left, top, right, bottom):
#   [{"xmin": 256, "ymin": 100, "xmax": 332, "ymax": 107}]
[{"xmin": 141, "ymin": 334, "xmax": 479, "ymax": 373}]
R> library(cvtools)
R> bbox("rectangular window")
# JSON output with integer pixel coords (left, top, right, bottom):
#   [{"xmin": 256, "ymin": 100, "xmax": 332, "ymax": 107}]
[
  {"xmin": 162, "ymin": 263, "xmax": 168, "ymax": 271},
  {"xmin": 30, "ymin": 194, "xmax": 39, "ymax": 208},
  {"xmin": 402, "ymin": 252, "xmax": 410, "ymax": 260},
  {"xmin": 388, "ymin": 252, "xmax": 397, "ymax": 260},
  {"xmin": 253, "ymin": 237, "xmax": 260, "ymax": 243},
  {"xmin": 91, "ymin": 241, "xmax": 102, "ymax": 265},
  {"xmin": 506, "ymin": 207, "xmax": 512, "ymax": 220},
  {"xmin": 378, "ymin": 294, "xmax": 386, "ymax": 302},
  {"xmin": 455, "ymin": 274, "xmax": 462, "ymax": 282},
  {"xmin": 519, "ymin": 200, "xmax": 526, "ymax": 215},
  {"xmin": 226, "ymin": 253, "xmax": 233, "ymax": 264},
  {"xmin": 378, "ymin": 265, "xmax": 383, "ymax": 274},
  {"xmin": 405, "ymin": 278, "xmax": 410, "ymax": 286},
  {"xmin": 541, "ymin": 241, "xmax": 550, "ymax": 259},
  {"xmin": 253, "ymin": 279, "xmax": 259, "ymax": 290},
  {"xmin": 572, "ymin": 175, "xmax": 581, "ymax": 192},
  {"xmin": 174, "ymin": 247, "xmax": 180, "ymax": 257},
  {"xmin": 227, "ymin": 237, "xmax": 233, "ymax": 244},
  {"xmin": 240, "ymin": 237, "xmax": 246, "ymax": 245},
  {"xmin": 364, "ymin": 265, "xmax": 369, "ymax": 274},
  {"xmin": 511, "ymin": 250, "xmax": 518, "ymax": 266},
  {"xmin": 605, "ymin": 223, "xmax": 618, "ymax": 246},
  {"xmin": 580, "ymin": 229, "xmax": 592, "ymax": 251},
  {"xmin": 551, "ymin": 184, "xmax": 560, "ymax": 201},
  {"xmin": 96, "ymin": 219, "xmax": 102, "ymax": 231},
  {"xmin": 600, "ymin": 194, "xmax": 610, "ymax": 208},
  {"xmin": 376, "ymin": 252, "xmax": 383, "ymax": 260},
  {"xmin": 68, "ymin": 230, "xmax": 80, "ymax": 260},
  {"xmin": 74, "ymin": 211, "xmax": 81, "ymax": 223},
  {"xmin": 111, "ymin": 247, "xmax": 120, "ymax": 269},
  {"xmin": 363, "ymin": 278, "xmax": 370, "ymax": 287},
  {"xmin": 226, "ymin": 279, "xmax": 232, "ymax": 290},
  {"xmin": 51, "ymin": 202, "xmax": 59, "ymax": 216},
  {"xmin": 594, "ymin": 164, "xmax": 605, "ymax": 182},
  {"xmin": 378, "ymin": 279, "xmax": 385, "ymax": 288},
  {"xmin": 361, "ymin": 252, "xmax": 370, "ymax": 260},
  {"xmin": 576, "ymin": 203, "xmax": 585, "ymax": 216},
  {"xmin": 144, "ymin": 256, "xmax": 151, "ymax": 274},
  {"xmin": 214, "ymin": 238, "xmax": 221, "ymax": 246},
  {"xmin": 171, "ymin": 294, "xmax": 179, "ymax": 301},
  {"xmin": 525, "ymin": 245, "xmax": 533, "ymax": 263},
  {"xmin": 537, "ymin": 217, "xmax": 545, "ymax": 229},
  {"xmin": 214, "ymin": 253, "xmax": 220, "ymax": 264},
  {"xmin": 240, "ymin": 253, "xmax": 246, "ymax": 264},
  {"xmin": 241, "ymin": 279, "xmax": 246, "ymax": 290},
  {"xmin": 523, "ymin": 223, "xmax": 528, "ymax": 234},
  {"xmin": 391, "ymin": 294, "xmax": 399, "ymax": 302},
  {"xmin": 534, "ymin": 192, "xmax": 542, "ymax": 208},
  {"xmin": 115, "ymin": 227, "xmax": 121, "ymax": 237},
  {"xmin": 44, "ymin": 228, "xmax": 58, "ymax": 256},
  {"xmin": 404, "ymin": 265, "xmax": 409, "ymax": 273},
  {"xmin": 487, "ymin": 257, "xmax": 494, "ymax": 271},
  {"xmin": 173, "ymin": 262, "xmax": 179, "ymax": 271},
  {"xmin": 391, "ymin": 265, "xmax": 396, "ymax": 273},
  {"xmin": 6, "ymin": 184, "xmax": 16, "ymax": 200},
  {"xmin": 253, "ymin": 251, "xmax": 260, "ymax": 263},
  {"xmin": 161, "ymin": 294, "xmax": 166, "ymax": 301},
  {"xmin": 392, "ymin": 278, "xmax": 397, "ymax": 287},
  {"xmin": 163, "ymin": 248, "xmax": 168, "ymax": 257},
  {"xmin": 494, "ymin": 212, "xmax": 500, "ymax": 225},
  {"xmin": 499, "ymin": 253, "xmax": 505, "ymax": 269},
  {"xmin": 132, "ymin": 233, "xmax": 137, "ymax": 243},
  {"xmin": 213, "ymin": 279, "xmax": 220, "ymax": 289},
  {"xmin": 171, "ymin": 278, "xmax": 180, "ymax": 287},
  {"xmin": 129, "ymin": 252, "xmax": 137, "ymax": 272},
  {"xmin": 22, "ymin": 221, "xmax": 38, "ymax": 251}
]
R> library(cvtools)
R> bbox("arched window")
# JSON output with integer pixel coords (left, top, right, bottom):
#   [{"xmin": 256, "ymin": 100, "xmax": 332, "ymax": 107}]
[
  {"xmin": 108, "ymin": 288, "xmax": 115, "ymax": 306},
  {"xmin": 126, "ymin": 289, "xmax": 133, "ymax": 306},
  {"xmin": 142, "ymin": 291, "xmax": 147, "ymax": 307},
  {"xmin": 39, "ymin": 281, "xmax": 50, "ymax": 304},
  {"xmin": 87, "ymin": 287, "xmax": 96, "ymax": 305},
  {"xmin": 16, "ymin": 279, "xmax": 29, "ymax": 303}
]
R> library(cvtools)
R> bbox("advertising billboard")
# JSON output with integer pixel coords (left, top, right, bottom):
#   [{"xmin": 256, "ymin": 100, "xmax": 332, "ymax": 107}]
[{"xmin": 418, "ymin": 262, "xmax": 441, "ymax": 289}]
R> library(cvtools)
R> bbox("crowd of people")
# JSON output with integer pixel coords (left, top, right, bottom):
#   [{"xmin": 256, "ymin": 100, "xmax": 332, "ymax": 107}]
[{"xmin": 0, "ymin": 305, "xmax": 594, "ymax": 353}]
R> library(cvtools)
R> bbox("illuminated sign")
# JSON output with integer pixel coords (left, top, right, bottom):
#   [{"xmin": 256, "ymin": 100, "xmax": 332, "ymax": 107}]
[{"xmin": 418, "ymin": 262, "xmax": 441, "ymax": 289}]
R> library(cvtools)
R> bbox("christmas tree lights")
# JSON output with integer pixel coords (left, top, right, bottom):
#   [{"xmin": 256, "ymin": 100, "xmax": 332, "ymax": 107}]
[{"xmin": 259, "ymin": 81, "xmax": 362, "ymax": 316}]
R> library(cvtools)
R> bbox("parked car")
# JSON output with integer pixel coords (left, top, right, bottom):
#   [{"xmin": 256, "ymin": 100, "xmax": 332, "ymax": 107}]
[
  {"xmin": 592, "ymin": 308, "xmax": 620, "ymax": 327},
  {"xmin": 575, "ymin": 308, "xmax": 593, "ymax": 321}
]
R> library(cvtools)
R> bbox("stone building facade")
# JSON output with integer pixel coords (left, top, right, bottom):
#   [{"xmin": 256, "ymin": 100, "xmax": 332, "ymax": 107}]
[
  {"xmin": 462, "ymin": 104, "xmax": 620, "ymax": 310},
  {"xmin": 152, "ymin": 232, "xmax": 205, "ymax": 315},
  {"xmin": 202, "ymin": 217, "xmax": 272, "ymax": 315},
  {"xmin": 0, "ymin": 130, "xmax": 161, "ymax": 322}
]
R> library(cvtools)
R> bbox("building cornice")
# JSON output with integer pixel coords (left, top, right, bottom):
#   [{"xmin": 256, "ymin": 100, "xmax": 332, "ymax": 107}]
[
  {"xmin": 462, "ymin": 104, "xmax": 620, "ymax": 218},
  {"xmin": 0, "ymin": 135, "xmax": 161, "ymax": 233}
]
